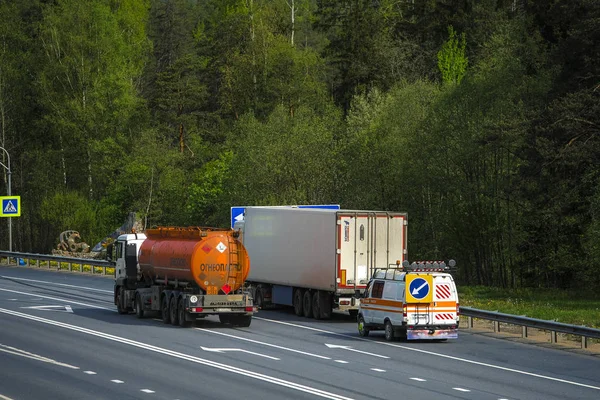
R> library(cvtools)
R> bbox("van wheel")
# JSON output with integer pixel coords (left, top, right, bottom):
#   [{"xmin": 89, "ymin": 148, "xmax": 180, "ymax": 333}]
[
  {"xmin": 384, "ymin": 321, "xmax": 395, "ymax": 341},
  {"xmin": 293, "ymin": 289, "xmax": 304, "ymax": 316},
  {"xmin": 161, "ymin": 296, "xmax": 170, "ymax": 324},
  {"xmin": 358, "ymin": 316, "xmax": 370, "ymax": 337},
  {"xmin": 302, "ymin": 291, "xmax": 312, "ymax": 318}
]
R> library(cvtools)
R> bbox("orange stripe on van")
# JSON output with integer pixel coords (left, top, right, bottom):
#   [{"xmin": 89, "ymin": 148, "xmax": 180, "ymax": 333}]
[
  {"xmin": 359, "ymin": 305, "xmax": 404, "ymax": 314},
  {"xmin": 361, "ymin": 299, "xmax": 403, "ymax": 307}
]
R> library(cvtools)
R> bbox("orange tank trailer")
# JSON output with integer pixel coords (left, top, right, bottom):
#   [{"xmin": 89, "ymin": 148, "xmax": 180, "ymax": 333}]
[{"xmin": 138, "ymin": 227, "xmax": 250, "ymax": 295}]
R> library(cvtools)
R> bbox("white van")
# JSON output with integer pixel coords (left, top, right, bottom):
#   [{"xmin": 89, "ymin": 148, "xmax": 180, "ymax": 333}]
[{"xmin": 357, "ymin": 261, "xmax": 459, "ymax": 341}]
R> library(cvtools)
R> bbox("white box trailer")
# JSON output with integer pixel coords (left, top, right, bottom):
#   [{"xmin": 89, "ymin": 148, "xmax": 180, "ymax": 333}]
[{"xmin": 235, "ymin": 207, "xmax": 407, "ymax": 319}]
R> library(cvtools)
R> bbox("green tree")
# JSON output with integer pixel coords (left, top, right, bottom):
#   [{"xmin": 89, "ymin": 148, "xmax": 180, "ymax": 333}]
[{"xmin": 437, "ymin": 26, "xmax": 468, "ymax": 85}]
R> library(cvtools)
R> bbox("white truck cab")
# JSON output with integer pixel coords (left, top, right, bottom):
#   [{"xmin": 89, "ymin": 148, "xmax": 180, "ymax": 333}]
[{"xmin": 358, "ymin": 260, "xmax": 459, "ymax": 341}]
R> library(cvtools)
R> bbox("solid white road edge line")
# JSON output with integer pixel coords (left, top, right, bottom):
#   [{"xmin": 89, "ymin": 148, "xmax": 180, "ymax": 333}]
[
  {"xmin": 0, "ymin": 308, "xmax": 354, "ymax": 400},
  {"xmin": 0, "ymin": 276, "xmax": 113, "ymax": 293},
  {"xmin": 253, "ymin": 317, "xmax": 600, "ymax": 391},
  {"xmin": 0, "ymin": 288, "xmax": 114, "ymax": 311}
]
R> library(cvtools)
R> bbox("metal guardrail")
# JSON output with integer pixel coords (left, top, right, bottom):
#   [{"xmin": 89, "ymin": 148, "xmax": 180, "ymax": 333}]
[
  {"xmin": 0, "ymin": 250, "xmax": 114, "ymax": 276},
  {"xmin": 460, "ymin": 306, "xmax": 600, "ymax": 349}
]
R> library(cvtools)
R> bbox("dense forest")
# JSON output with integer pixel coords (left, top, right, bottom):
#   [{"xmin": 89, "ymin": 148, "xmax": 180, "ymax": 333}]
[{"xmin": 0, "ymin": 0, "xmax": 598, "ymax": 290}]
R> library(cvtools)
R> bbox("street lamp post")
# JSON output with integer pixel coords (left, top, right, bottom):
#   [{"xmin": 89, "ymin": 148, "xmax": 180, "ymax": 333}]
[{"xmin": 0, "ymin": 146, "xmax": 11, "ymax": 252}]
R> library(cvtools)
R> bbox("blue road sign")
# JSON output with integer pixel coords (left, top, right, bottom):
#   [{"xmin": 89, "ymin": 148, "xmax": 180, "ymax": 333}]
[
  {"xmin": 409, "ymin": 277, "xmax": 430, "ymax": 300},
  {"xmin": 231, "ymin": 205, "xmax": 340, "ymax": 228},
  {"xmin": 0, "ymin": 196, "xmax": 20, "ymax": 217}
]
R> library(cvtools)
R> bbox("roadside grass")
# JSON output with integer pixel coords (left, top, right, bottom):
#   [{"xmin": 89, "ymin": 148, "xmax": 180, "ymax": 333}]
[{"xmin": 459, "ymin": 285, "xmax": 600, "ymax": 329}]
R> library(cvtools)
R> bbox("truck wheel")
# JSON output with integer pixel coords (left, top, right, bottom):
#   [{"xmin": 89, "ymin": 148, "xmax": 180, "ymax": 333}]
[
  {"xmin": 135, "ymin": 293, "xmax": 144, "ymax": 319},
  {"xmin": 358, "ymin": 315, "xmax": 370, "ymax": 337},
  {"xmin": 293, "ymin": 289, "xmax": 304, "ymax": 316},
  {"xmin": 384, "ymin": 320, "xmax": 395, "ymax": 341},
  {"xmin": 178, "ymin": 299, "xmax": 190, "ymax": 327},
  {"xmin": 232, "ymin": 315, "xmax": 252, "ymax": 327},
  {"xmin": 116, "ymin": 287, "xmax": 127, "ymax": 314},
  {"xmin": 169, "ymin": 296, "xmax": 179, "ymax": 326},
  {"xmin": 311, "ymin": 291, "xmax": 321, "ymax": 320},
  {"xmin": 302, "ymin": 291, "xmax": 312, "ymax": 318},
  {"xmin": 161, "ymin": 296, "xmax": 171, "ymax": 324},
  {"xmin": 255, "ymin": 287, "xmax": 264, "ymax": 310},
  {"xmin": 318, "ymin": 292, "xmax": 332, "ymax": 319}
]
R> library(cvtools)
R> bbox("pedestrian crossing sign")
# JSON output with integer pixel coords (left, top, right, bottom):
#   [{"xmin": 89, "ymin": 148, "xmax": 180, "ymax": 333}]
[{"xmin": 0, "ymin": 196, "xmax": 20, "ymax": 217}]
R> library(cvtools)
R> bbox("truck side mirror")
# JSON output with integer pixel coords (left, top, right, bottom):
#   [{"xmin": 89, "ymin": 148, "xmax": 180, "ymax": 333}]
[{"xmin": 106, "ymin": 243, "xmax": 113, "ymax": 262}]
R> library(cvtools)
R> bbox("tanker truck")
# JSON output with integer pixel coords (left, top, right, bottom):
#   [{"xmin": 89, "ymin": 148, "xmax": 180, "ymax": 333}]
[
  {"xmin": 109, "ymin": 226, "xmax": 254, "ymax": 327},
  {"xmin": 235, "ymin": 207, "xmax": 407, "ymax": 319}
]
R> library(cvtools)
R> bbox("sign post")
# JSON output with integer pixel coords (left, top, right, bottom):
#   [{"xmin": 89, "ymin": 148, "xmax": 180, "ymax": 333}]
[{"xmin": 0, "ymin": 146, "xmax": 12, "ymax": 251}]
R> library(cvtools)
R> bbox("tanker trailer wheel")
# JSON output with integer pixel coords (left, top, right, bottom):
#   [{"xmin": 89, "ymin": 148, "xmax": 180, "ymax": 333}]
[
  {"xmin": 169, "ymin": 296, "xmax": 179, "ymax": 326},
  {"xmin": 135, "ymin": 293, "xmax": 145, "ymax": 319},
  {"xmin": 219, "ymin": 314, "xmax": 231, "ymax": 324},
  {"xmin": 302, "ymin": 291, "xmax": 312, "ymax": 318},
  {"xmin": 311, "ymin": 291, "xmax": 321, "ymax": 320},
  {"xmin": 293, "ymin": 289, "xmax": 304, "ymax": 316},
  {"xmin": 178, "ymin": 299, "xmax": 190, "ymax": 327},
  {"xmin": 116, "ymin": 287, "xmax": 127, "ymax": 314},
  {"xmin": 161, "ymin": 296, "xmax": 171, "ymax": 324}
]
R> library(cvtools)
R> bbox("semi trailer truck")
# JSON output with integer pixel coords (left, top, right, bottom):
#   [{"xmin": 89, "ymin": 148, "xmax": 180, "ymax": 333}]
[
  {"xmin": 109, "ymin": 226, "xmax": 254, "ymax": 327},
  {"xmin": 235, "ymin": 207, "xmax": 407, "ymax": 319}
]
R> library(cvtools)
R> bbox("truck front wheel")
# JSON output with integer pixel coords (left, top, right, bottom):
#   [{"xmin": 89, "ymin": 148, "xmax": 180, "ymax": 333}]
[
  {"xmin": 116, "ymin": 287, "xmax": 127, "ymax": 314},
  {"xmin": 135, "ymin": 293, "xmax": 144, "ymax": 319}
]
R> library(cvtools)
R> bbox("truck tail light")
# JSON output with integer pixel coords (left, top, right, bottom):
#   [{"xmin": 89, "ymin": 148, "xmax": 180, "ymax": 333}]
[
  {"xmin": 340, "ymin": 300, "xmax": 350, "ymax": 305},
  {"xmin": 456, "ymin": 303, "xmax": 460, "ymax": 317},
  {"xmin": 403, "ymin": 304, "xmax": 407, "ymax": 318},
  {"xmin": 191, "ymin": 307, "xmax": 203, "ymax": 313},
  {"xmin": 245, "ymin": 306, "xmax": 253, "ymax": 312}
]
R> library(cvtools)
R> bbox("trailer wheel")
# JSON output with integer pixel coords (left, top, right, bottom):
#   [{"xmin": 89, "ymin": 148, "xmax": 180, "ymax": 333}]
[
  {"xmin": 302, "ymin": 291, "xmax": 312, "ymax": 318},
  {"xmin": 358, "ymin": 315, "xmax": 370, "ymax": 337},
  {"xmin": 312, "ymin": 291, "xmax": 321, "ymax": 320},
  {"xmin": 169, "ymin": 296, "xmax": 179, "ymax": 326},
  {"xmin": 178, "ymin": 299, "xmax": 190, "ymax": 327},
  {"xmin": 254, "ymin": 287, "xmax": 264, "ymax": 310},
  {"xmin": 161, "ymin": 296, "xmax": 171, "ymax": 324},
  {"xmin": 319, "ymin": 292, "xmax": 332, "ymax": 319},
  {"xmin": 384, "ymin": 320, "xmax": 395, "ymax": 341},
  {"xmin": 116, "ymin": 287, "xmax": 127, "ymax": 314},
  {"xmin": 135, "ymin": 293, "xmax": 144, "ymax": 319},
  {"xmin": 293, "ymin": 289, "xmax": 304, "ymax": 316}
]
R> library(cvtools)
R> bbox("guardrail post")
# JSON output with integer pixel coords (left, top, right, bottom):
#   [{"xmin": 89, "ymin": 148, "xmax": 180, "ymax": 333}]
[
  {"xmin": 36, "ymin": 259, "xmax": 39, "ymax": 268},
  {"xmin": 68, "ymin": 262, "xmax": 72, "ymax": 272},
  {"xmin": 493, "ymin": 320, "xmax": 499, "ymax": 333},
  {"xmin": 522, "ymin": 326, "xmax": 528, "ymax": 338},
  {"xmin": 581, "ymin": 336, "xmax": 587, "ymax": 349},
  {"xmin": 103, "ymin": 266, "xmax": 106, "ymax": 275},
  {"xmin": 550, "ymin": 330, "xmax": 557, "ymax": 344}
]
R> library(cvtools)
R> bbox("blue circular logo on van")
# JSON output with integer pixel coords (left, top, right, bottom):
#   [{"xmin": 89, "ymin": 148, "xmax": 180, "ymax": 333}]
[{"xmin": 409, "ymin": 278, "xmax": 430, "ymax": 299}]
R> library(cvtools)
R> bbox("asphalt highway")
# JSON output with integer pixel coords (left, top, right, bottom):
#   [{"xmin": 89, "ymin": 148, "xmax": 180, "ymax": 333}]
[{"xmin": 0, "ymin": 266, "xmax": 599, "ymax": 400}]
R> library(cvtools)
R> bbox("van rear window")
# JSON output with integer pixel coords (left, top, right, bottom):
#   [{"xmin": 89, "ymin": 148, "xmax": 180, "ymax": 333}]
[{"xmin": 372, "ymin": 281, "xmax": 384, "ymax": 298}]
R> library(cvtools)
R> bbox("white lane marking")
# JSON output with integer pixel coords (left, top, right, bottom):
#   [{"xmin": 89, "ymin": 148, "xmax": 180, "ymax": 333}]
[
  {"xmin": 254, "ymin": 317, "xmax": 600, "ymax": 391},
  {"xmin": 0, "ymin": 276, "xmax": 113, "ymax": 293},
  {"xmin": 22, "ymin": 305, "xmax": 73, "ymax": 313},
  {"xmin": 7, "ymin": 299, "xmax": 17, "ymax": 301},
  {"xmin": 371, "ymin": 368, "xmax": 386, "ymax": 372},
  {"xmin": 83, "ymin": 371, "xmax": 96, "ymax": 375},
  {"xmin": 0, "ymin": 394, "xmax": 15, "ymax": 400},
  {"xmin": 200, "ymin": 347, "xmax": 280, "ymax": 360},
  {"xmin": 410, "ymin": 378, "xmax": 426, "ymax": 382},
  {"xmin": 111, "ymin": 380, "xmax": 124, "ymax": 384},
  {"xmin": 0, "ymin": 343, "xmax": 79, "ymax": 369},
  {"xmin": 0, "ymin": 288, "xmax": 114, "ymax": 311},
  {"xmin": 325, "ymin": 344, "xmax": 389, "ymax": 359},
  {"xmin": 195, "ymin": 328, "xmax": 331, "ymax": 360},
  {"xmin": 140, "ymin": 389, "xmax": 155, "ymax": 393},
  {"xmin": 334, "ymin": 360, "xmax": 348, "ymax": 364},
  {"xmin": 453, "ymin": 388, "xmax": 470, "ymax": 392},
  {"xmin": 0, "ymin": 308, "xmax": 354, "ymax": 400}
]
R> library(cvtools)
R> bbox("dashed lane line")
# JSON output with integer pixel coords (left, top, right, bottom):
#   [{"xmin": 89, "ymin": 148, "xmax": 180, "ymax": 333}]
[
  {"xmin": 0, "ymin": 276, "xmax": 112, "ymax": 293},
  {"xmin": 0, "ymin": 288, "xmax": 114, "ymax": 311}
]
